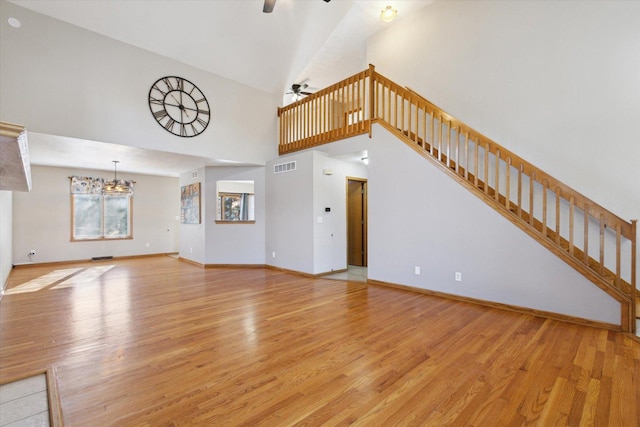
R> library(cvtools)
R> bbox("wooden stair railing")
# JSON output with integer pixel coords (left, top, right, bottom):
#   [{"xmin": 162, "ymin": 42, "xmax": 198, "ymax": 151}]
[
  {"xmin": 277, "ymin": 65, "xmax": 637, "ymax": 333},
  {"xmin": 278, "ymin": 68, "xmax": 373, "ymax": 154}
]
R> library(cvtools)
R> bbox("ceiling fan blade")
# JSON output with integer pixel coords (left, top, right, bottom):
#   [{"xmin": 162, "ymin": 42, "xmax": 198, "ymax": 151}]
[
  {"xmin": 263, "ymin": 0, "xmax": 276, "ymax": 13},
  {"xmin": 300, "ymin": 91, "xmax": 313, "ymax": 96}
]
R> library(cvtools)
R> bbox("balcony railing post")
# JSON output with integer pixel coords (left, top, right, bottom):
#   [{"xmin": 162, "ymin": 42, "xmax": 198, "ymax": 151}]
[{"xmin": 369, "ymin": 64, "xmax": 375, "ymax": 138}]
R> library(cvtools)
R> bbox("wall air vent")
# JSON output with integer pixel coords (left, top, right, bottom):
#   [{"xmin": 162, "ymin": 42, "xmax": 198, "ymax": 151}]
[
  {"xmin": 273, "ymin": 161, "xmax": 297, "ymax": 174},
  {"xmin": 191, "ymin": 170, "xmax": 199, "ymax": 180}
]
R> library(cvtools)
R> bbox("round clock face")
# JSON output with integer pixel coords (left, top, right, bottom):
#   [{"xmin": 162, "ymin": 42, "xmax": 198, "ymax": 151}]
[{"xmin": 148, "ymin": 76, "xmax": 210, "ymax": 137}]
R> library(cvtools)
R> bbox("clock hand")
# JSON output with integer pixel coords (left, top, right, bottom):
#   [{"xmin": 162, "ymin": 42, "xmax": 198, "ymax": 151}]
[{"xmin": 170, "ymin": 93, "xmax": 182, "ymax": 106}]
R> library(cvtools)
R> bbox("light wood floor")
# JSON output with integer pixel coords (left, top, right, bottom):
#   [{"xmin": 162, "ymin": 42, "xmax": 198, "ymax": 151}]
[{"xmin": 1, "ymin": 256, "xmax": 638, "ymax": 426}]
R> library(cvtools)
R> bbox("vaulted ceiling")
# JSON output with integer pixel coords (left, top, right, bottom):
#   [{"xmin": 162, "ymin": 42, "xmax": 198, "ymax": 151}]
[{"xmin": 3, "ymin": 0, "xmax": 435, "ymax": 177}]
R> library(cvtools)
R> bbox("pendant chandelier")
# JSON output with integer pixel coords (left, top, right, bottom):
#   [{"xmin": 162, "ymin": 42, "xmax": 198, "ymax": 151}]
[{"xmin": 103, "ymin": 160, "xmax": 133, "ymax": 195}]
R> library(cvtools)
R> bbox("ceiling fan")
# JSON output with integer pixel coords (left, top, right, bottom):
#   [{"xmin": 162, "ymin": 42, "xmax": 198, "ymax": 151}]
[
  {"xmin": 263, "ymin": 0, "xmax": 331, "ymax": 14},
  {"xmin": 286, "ymin": 83, "xmax": 314, "ymax": 101}
]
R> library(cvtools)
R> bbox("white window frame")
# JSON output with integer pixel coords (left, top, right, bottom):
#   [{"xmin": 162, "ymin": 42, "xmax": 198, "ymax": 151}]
[{"xmin": 71, "ymin": 194, "xmax": 133, "ymax": 241}]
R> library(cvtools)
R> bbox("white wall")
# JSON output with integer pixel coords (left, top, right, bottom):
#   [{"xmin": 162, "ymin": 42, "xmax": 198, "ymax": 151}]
[
  {"xmin": 266, "ymin": 151, "xmax": 315, "ymax": 273},
  {"xmin": 367, "ymin": 0, "xmax": 640, "ymax": 273},
  {"xmin": 12, "ymin": 166, "xmax": 179, "ymax": 264},
  {"xmin": 366, "ymin": 128, "xmax": 619, "ymax": 325},
  {"xmin": 0, "ymin": 190, "xmax": 12, "ymax": 292},
  {"xmin": 0, "ymin": 0, "xmax": 279, "ymax": 165},
  {"xmin": 204, "ymin": 166, "xmax": 266, "ymax": 265},
  {"xmin": 265, "ymin": 149, "xmax": 367, "ymax": 275}
]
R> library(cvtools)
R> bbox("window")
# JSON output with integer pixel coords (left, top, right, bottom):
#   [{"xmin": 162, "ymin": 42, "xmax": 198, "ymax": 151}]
[
  {"xmin": 216, "ymin": 180, "xmax": 255, "ymax": 223},
  {"xmin": 70, "ymin": 176, "xmax": 133, "ymax": 241}
]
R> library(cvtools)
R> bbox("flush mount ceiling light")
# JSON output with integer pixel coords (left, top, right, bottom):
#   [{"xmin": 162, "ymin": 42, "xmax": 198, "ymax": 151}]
[
  {"xmin": 7, "ymin": 17, "xmax": 21, "ymax": 28},
  {"xmin": 380, "ymin": 5, "xmax": 398, "ymax": 23},
  {"xmin": 103, "ymin": 161, "xmax": 133, "ymax": 195}
]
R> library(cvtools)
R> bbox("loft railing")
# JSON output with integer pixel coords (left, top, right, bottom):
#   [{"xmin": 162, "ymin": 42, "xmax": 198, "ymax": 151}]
[
  {"xmin": 277, "ymin": 65, "xmax": 637, "ymax": 333},
  {"xmin": 278, "ymin": 68, "xmax": 372, "ymax": 154}
]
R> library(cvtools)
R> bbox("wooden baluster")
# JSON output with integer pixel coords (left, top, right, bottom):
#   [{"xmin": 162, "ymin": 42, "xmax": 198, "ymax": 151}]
[
  {"xmin": 430, "ymin": 113, "xmax": 435, "ymax": 157},
  {"xmin": 356, "ymin": 78, "xmax": 361, "ymax": 132},
  {"xmin": 529, "ymin": 171, "xmax": 535, "ymax": 226},
  {"xmin": 306, "ymin": 99, "xmax": 310, "ymax": 142},
  {"xmin": 298, "ymin": 105, "xmax": 303, "ymax": 149},
  {"xmin": 393, "ymin": 92, "xmax": 400, "ymax": 129},
  {"xmin": 369, "ymin": 66, "xmax": 375, "ymax": 133},
  {"xmin": 300, "ymin": 102, "xmax": 304, "ymax": 144},
  {"xmin": 293, "ymin": 106, "xmax": 298, "ymax": 149},
  {"xmin": 555, "ymin": 189, "xmax": 561, "ymax": 245},
  {"xmin": 464, "ymin": 132, "xmax": 469, "ymax": 181},
  {"xmin": 494, "ymin": 149, "xmax": 500, "ymax": 202},
  {"xmin": 323, "ymin": 94, "xmax": 327, "ymax": 136},
  {"xmin": 317, "ymin": 96, "xmax": 321, "ymax": 142},
  {"xmin": 506, "ymin": 157, "xmax": 511, "ymax": 210},
  {"xmin": 308, "ymin": 98, "xmax": 312, "ymax": 143},
  {"xmin": 287, "ymin": 108, "xmax": 292, "ymax": 149},
  {"xmin": 344, "ymin": 79, "xmax": 353, "ymax": 135},
  {"xmin": 517, "ymin": 165, "xmax": 523, "ymax": 218},
  {"xmin": 599, "ymin": 214, "xmax": 605, "ymax": 275},
  {"xmin": 569, "ymin": 196, "xmax": 575, "ymax": 256},
  {"xmin": 287, "ymin": 109, "xmax": 291, "ymax": 149},
  {"xmin": 406, "ymin": 94, "xmax": 411, "ymax": 141},
  {"xmin": 446, "ymin": 121, "xmax": 451, "ymax": 167},
  {"xmin": 328, "ymin": 92, "xmax": 333, "ymax": 140},
  {"xmin": 349, "ymin": 78, "xmax": 354, "ymax": 134},
  {"xmin": 422, "ymin": 106, "xmax": 428, "ymax": 151},
  {"xmin": 455, "ymin": 129, "xmax": 460, "ymax": 174},
  {"xmin": 351, "ymin": 79, "xmax": 356, "ymax": 133},
  {"xmin": 542, "ymin": 179, "xmax": 548, "ymax": 236},
  {"xmin": 350, "ymin": 77, "xmax": 354, "ymax": 134},
  {"xmin": 483, "ymin": 142, "xmax": 489, "ymax": 195},
  {"xmin": 583, "ymin": 206, "xmax": 589, "ymax": 264},
  {"xmin": 337, "ymin": 87, "xmax": 341, "ymax": 137},
  {"xmin": 340, "ymin": 82, "xmax": 345, "ymax": 137},
  {"xmin": 336, "ymin": 84, "xmax": 341, "ymax": 137},
  {"xmin": 312, "ymin": 97, "xmax": 316, "ymax": 144},
  {"xmin": 414, "ymin": 98, "xmax": 419, "ymax": 146},
  {"xmin": 615, "ymin": 223, "xmax": 621, "ymax": 288},
  {"xmin": 438, "ymin": 115, "xmax": 443, "ymax": 162},
  {"xmin": 363, "ymin": 77, "xmax": 367, "ymax": 130},
  {"xmin": 474, "ymin": 139, "xmax": 479, "ymax": 188},
  {"xmin": 384, "ymin": 81, "xmax": 388, "ymax": 123}
]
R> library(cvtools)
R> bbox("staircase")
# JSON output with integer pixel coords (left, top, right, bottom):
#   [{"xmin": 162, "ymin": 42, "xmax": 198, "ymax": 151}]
[{"xmin": 277, "ymin": 65, "xmax": 637, "ymax": 333}]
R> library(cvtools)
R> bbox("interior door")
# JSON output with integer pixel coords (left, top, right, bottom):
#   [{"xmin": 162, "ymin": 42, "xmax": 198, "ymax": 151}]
[{"xmin": 347, "ymin": 178, "xmax": 367, "ymax": 266}]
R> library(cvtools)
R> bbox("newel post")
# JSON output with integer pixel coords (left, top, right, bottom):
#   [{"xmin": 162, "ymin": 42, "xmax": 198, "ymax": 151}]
[
  {"xmin": 631, "ymin": 219, "xmax": 637, "ymax": 334},
  {"xmin": 368, "ymin": 64, "xmax": 375, "ymax": 138}
]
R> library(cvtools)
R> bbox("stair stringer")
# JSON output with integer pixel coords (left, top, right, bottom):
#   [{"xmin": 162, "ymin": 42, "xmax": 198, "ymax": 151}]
[{"xmin": 365, "ymin": 124, "xmax": 624, "ymax": 328}]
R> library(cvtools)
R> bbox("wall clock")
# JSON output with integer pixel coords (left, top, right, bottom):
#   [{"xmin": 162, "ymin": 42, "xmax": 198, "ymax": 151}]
[{"xmin": 148, "ymin": 76, "xmax": 210, "ymax": 137}]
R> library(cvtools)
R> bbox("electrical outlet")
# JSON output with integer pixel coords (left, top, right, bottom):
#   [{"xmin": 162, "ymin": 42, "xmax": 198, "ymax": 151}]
[
  {"xmin": 455, "ymin": 272, "xmax": 462, "ymax": 281},
  {"xmin": 272, "ymin": 251, "xmax": 276, "ymax": 258},
  {"xmin": 29, "ymin": 250, "xmax": 36, "ymax": 256},
  {"xmin": 414, "ymin": 266, "xmax": 421, "ymax": 275}
]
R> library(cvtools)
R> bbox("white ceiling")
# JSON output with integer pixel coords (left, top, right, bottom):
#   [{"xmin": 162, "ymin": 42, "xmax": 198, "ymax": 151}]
[{"xmin": 6, "ymin": 0, "xmax": 435, "ymax": 177}]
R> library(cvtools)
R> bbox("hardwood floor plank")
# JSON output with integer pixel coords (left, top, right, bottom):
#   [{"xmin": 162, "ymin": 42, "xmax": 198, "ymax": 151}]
[{"xmin": 1, "ymin": 256, "xmax": 638, "ymax": 426}]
